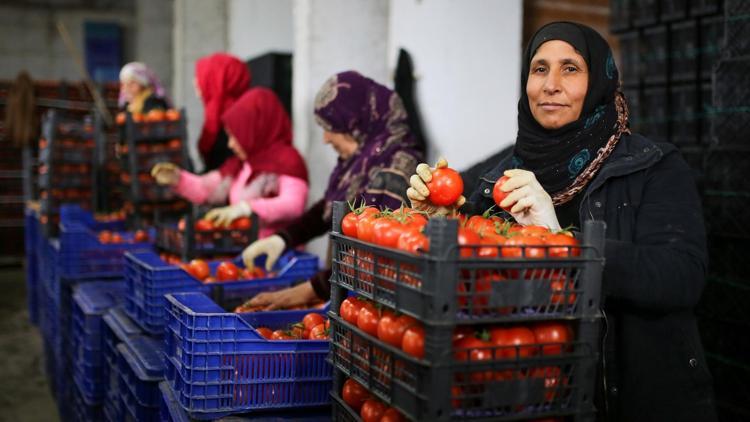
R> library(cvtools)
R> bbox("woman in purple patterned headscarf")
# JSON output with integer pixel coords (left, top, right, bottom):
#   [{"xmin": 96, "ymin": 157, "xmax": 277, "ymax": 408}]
[
  {"xmin": 240, "ymin": 70, "xmax": 424, "ymax": 309},
  {"xmin": 118, "ymin": 62, "xmax": 170, "ymax": 114}
]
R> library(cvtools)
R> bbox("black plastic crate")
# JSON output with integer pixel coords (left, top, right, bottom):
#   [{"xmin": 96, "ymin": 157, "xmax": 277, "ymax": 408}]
[
  {"xmin": 610, "ymin": 0, "xmax": 633, "ymax": 33},
  {"xmin": 691, "ymin": 0, "xmax": 722, "ymax": 17},
  {"xmin": 700, "ymin": 16, "xmax": 724, "ymax": 81},
  {"xmin": 633, "ymin": 0, "xmax": 660, "ymax": 27},
  {"xmin": 706, "ymin": 234, "xmax": 749, "ymax": 282},
  {"xmin": 702, "ymin": 191, "xmax": 750, "ymax": 237},
  {"xmin": 155, "ymin": 205, "xmax": 259, "ymax": 261},
  {"xmin": 641, "ymin": 86, "xmax": 669, "ymax": 143},
  {"xmin": 329, "ymin": 203, "xmax": 606, "ymax": 325},
  {"xmin": 662, "ymin": 0, "xmax": 689, "ymax": 22},
  {"xmin": 700, "ymin": 82, "xmax": 713, "ymax": 143},
  {"xmin": 670, "ymin": 83, "xmax": 700, "ymax": 144},
  {"xmin": 618, "ymin": 31, "xmax": 641, "ymax": 86},
  {"xmin": 706, "ymin": 354, "xmax": 750, "ymax": 414},
  {"xmin": 329, "ymin": 314, "xmax": 600, "ymax": 422},
  {"xmin": 670, "ymin": 20, "xmax": 699, "ymax": 82},
  {"xmin": 724, "ymin": 0, "xmax": 750, "ymax": 58},
  {"xmin": 643, "ymin": 26, "xmax": 669, "ymax": 85},
  {"xmin": 703, "ymin": 147, "xmax": 750, "ymax": 191}
]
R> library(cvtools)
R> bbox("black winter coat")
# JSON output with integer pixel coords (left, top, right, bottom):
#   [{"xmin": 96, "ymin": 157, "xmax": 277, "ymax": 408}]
[{"xmin": 467, "ymin": 133, "xmax": 717, "ymax": 421}]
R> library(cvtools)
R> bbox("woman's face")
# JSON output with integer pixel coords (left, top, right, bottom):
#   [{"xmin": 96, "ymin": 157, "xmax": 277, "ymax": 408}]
[
  {"xmin": 120, "ymin": 78, "xmax": 144, "ymax": 102},
  {"xmin": 526, "ymin": 40, "xmax": 589, "ymax": 130},
  {"xmin": 323, "ymin": 130, "xmax": 358, "ymax": 160},
  {"xmin": 227, "ymin": 130, "xmax": 247, "ymax": 161}
]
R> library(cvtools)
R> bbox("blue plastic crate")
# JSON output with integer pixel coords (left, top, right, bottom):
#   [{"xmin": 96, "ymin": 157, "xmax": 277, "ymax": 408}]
[
  {"xmin": 163, "ymin": 292, "xmax": 332, "ymax": 420},
  {"xmin": 71, "ymin": 281, "xmax": 127, "ymax": 404},
  {"xmin": 24, "ymin": 209, "xmax": 40, "ymax": 325},
  {"xmin": 60, "ymin": 204, "xmax": 126, "ymax": 231},
  {"xmin": 73, "ymin": 374, "xmax": 103, "ymax": 422},
  {"xmin": 117, "ymin": 336, "xmax": 164, "ymax": 422},
  {"xmin": 124, "ymin": 250, "xmax": 318, "ymax": 335},
  {"xmin": 58, "ymin": 221, "xmax": 153, "ymax": 279},
  {"xmin": 103, "ymin": 307, "xmax": 142, "ymax": 401}
]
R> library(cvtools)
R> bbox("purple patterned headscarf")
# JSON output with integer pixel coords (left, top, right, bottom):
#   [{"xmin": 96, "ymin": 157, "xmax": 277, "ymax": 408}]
[
  {"xmin": 315, "ymin": 71, "xmax": 423, "ymax": 215},
  {"xmin": 118, "ymin": 62, "xmax": 170, "ymax": 107}
]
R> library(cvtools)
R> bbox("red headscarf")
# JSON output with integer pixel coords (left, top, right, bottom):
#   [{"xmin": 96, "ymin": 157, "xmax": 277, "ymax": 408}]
[
  {"xmin": 195, "ymin": 53, "xmax": 251, "ymax": 158},
  {"xmin": 220, "ymin": 87, "xmax": 308, "ymax": 183}
]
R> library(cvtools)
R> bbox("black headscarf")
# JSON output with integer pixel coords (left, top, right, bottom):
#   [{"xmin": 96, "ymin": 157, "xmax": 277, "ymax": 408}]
[{"xmin": 512, "ymin": 22, "xmax": 625, "ymax": 203}]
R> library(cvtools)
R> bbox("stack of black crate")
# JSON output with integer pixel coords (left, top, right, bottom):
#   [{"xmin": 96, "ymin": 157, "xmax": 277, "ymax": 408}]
[{"xmin": 611, "ymin": 0, "xmax": 749, "ymax": 419}]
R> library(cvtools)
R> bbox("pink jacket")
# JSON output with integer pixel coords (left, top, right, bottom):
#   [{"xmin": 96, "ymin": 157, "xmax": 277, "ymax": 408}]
[{"xmin": 174, "ymin": 162, "xmax": 308, "ymax": 238}]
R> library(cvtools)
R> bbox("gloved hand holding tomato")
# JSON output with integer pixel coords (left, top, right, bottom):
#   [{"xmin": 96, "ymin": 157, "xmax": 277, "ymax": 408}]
[
  {"xmin": 493, "ymin": 169, "xmax": 561, "ymax": 231},
  {"xmin": 407, "ymin": 157, "xmax": 466, "ymax": 216}
]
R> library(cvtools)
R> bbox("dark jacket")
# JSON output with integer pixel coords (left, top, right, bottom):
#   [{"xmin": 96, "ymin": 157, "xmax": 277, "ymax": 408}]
[{"xmin": 468, "ymin": 133, "xmax": 717, "ymax": 422}]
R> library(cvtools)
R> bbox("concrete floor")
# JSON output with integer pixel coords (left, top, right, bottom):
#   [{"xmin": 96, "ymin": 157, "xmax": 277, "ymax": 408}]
[{"xmin": 0, "ymin": 266, "xmax": 58, "ymax": 422}]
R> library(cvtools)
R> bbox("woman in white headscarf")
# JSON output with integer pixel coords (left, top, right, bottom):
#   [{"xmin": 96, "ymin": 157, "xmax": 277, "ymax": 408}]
[{"xmin": 118, "ymin": 62, "xmax": 170, "ymax": 115}]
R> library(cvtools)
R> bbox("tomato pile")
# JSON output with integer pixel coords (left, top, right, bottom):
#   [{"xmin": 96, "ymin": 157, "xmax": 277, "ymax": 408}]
[
  {"xmin": 341, "ymin": 377, "xmax": 407, "ymax": 421},
  {"xmin": 97, "ymin": 229, "xmax": 149, "ymax": 244},
  {"xmin": 93, "ymin": 209, "xmax": 127, "ymax": 222},
  {"xmin": 116, "ymin": 109, "xmax": 181, "ymax": 125},
  {"xmin": 179, "ymin": 216, "xmax": 252, "ymax": 231},
  {"xmin": 180, "ymin": 259, "xmax": 267, "ymax": 283},
  {"xmin": 250, "ymin": 312, "xmax": 330, "ymax": 340}
]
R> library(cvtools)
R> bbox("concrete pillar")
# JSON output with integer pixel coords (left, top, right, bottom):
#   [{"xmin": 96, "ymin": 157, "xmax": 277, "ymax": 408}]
[
  {"xmin": 135, "ymin": 0, "xmax": 174, "ymax": 101},
  {"xmin": 172, "ymin": 0, "xmax": 228, "ymax": 171},
  {"xmin": 292, "ymin": 0, "xmax": 390, "ymax": 259}
]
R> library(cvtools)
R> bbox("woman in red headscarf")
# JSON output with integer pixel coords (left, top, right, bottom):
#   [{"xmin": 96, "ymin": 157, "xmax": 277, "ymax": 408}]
[
  {"xmin": 194, "ymin": 53, "xmax": 251, "ymax": 171},
  {"xmin": 151, "ymin": 88, "xmax": 309, "ymax": 238}
]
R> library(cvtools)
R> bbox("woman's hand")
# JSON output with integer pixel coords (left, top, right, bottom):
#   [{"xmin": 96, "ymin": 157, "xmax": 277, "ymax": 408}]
[
  {"xmin": 150, "ymin": 162, "xmax": 181, "ymax": 186},
  {"xmin": 241, "ymin": 234, "xmax": 286, "ymax": 271},
  {"xmin": 498, "ymin": 169, "xmax": 561, "ymax": 230},
  {"xmin": 407, "ymin": 157, "xmax": 466, "ymax": 216},
  {"xmin": 204, "ymin": 202, "xmax": 252, "ymax": 227},
  {"xmin": 245, "ymin": 281, "xmax": 318, "ymax": 311}
]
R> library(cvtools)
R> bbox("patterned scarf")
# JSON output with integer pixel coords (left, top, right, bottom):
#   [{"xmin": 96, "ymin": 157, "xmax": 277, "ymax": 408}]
[
  {"xmin": 315, "ymin": 71, "xmax": 423, "ymax": 215},
  {"xmin": 513, "ymin": 22, "xmax": 630, "ymax": 205}
]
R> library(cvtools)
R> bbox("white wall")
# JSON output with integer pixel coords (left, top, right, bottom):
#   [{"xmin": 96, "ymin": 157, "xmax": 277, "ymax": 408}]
[
  {"xmin": 228, "ymin": 0, "xmax": 294, "ymax": 61},
  {"xmin": 135, "ymin": 0, "xmax": 174, "ymax": 100},
  {"xmin": 388, "ymin": 0, "xmax": 523, "ymax": 171}
]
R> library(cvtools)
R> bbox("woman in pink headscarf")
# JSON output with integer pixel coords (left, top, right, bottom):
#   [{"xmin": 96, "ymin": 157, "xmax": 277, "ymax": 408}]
[{"xmin": 193, "ymin": 53, "xmax": 251, "ymax": 172}]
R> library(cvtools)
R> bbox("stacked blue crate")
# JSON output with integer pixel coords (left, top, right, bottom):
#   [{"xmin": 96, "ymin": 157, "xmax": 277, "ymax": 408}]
[
  {"xmin": 117, "ymin": 336, "xmax": 165, "ymax": 421},
  {"xmin": 102, "ymin": 307, "xmax": 142, "ymax": 422}
]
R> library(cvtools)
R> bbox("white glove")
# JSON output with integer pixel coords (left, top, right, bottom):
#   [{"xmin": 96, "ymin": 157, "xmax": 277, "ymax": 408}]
[
  {"xmin": 242, "ymin": 234, "xmax": 286, "ymax": 272},
  {"xmin": 150, "ymin": 162, "xmax": 181, "ymax": 186},
  {"xmin": 497, "ymin": 169, "xmax": 561, "ymax": 230},
  {"xmin": 204, "ymin": 201, "xmax": 252, "ymax": 227},
  {"xmin": 406, "ymin": 157, "xmax": 466, "ymax": 216}
]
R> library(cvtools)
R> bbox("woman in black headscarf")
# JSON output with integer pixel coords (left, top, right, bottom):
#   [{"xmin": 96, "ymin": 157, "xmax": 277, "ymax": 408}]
[{"xmin": 409, "ymin": 22, "xmax": 716, "ymax": 421}]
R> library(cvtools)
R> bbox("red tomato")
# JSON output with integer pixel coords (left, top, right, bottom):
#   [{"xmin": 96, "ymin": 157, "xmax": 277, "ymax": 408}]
[
  {"xmin": 372, "ymin": 218, "xmax": 407, "ymax": 249},
  {"xmin": 309, "ymin": 323, "xmax": 329, "ymax": 339},
  {"xmin": 491, "ymin": 326, "xmax": 537, "ymax": 359},
  {"xmin": 502, "ymin": 235, "xmax": 547, "ymax": 259},
  {"xmin": 360, "ymin": 399, "xmax": 387, "ymax": 422},
  {"xmin": 165, "ymin": 109, "xmax": 180, "ymax": 121},
  {"xmin": 255, "ymin": 327, "xmax": 273, "ymax": 339},
  {"xmin": 356, "ymin": 302, "xmax": 380, "ymax": 336},
  {"xmin": 457, "ymin": 227, "xmax": 481, "ymax": 258},
  {"xmin": 376, "ymin": 310, "xmax": 412, "ymax": 347},
  {"xmin": 290, "ymin": 323, "xmax": 309, "ymax": 339},
  {"xmin": 133, "ymin": 229, "xmax": 149, "ymax": 243},
  {"xmin": 203, "ymin": 276, "xmax": 218, "ymax": 284},
  {"xmin": 146, "ymin": 109, "xmax": 165, "ymax": 122},
  {"xmin": 271, "ymin": 330, "xmax": 294, "ymax": 340},
  {"xmin": 533, "ymin": 322, "xmax": 572, "ymax": 356},
  {"xmin": 110, "ymin": 233, "xmax": 124, "ymax": 243},
  {"xmin": 402, "ymin": 324, "xmax": 425, "ymax": 359},
  {"xmin": 546, "ymin": 233, "xmax": 581, "ymax": 257},
  {"xmin": 452, "ymin": 326, "xmax": 474, "ymax": 344},
  {"xmin": 477, "ymin": 232, "xmax": 506, "ymax": 258},
  {"xmin": 188, "ymin": 259, "xmax": 210, "ymax": 280},
  {"xmin": 167, "ymin": 138, "xmax": 181, "ymax": 150},
  {"xmin": 303, "ymin": 313, "xmax": 326, "ymax": 331},
  {"xmin": 98, "ymin": 230, "xmax": 112, "ymax": 244},
  {"xmin": 396, "ymin": 229, "xmax": 429, "ymax": 254},
  {"xmin": 340, "ymin": 297, "xmax": 365, "ymax": 325},
  {"xmin": 194, "ymin": 219, "xmax": 214, "ymax": 231},
  {"xmin": 492, "ymin": 175, "xmax": 512, "ymax": 210},
  {"xmin": 342, "ymin": 211, "xmax": 359, "ymax": 238},
  {"xmin": 531, "ymin": 366, "xmax": 564, "ymax": 403},
  {"xmin": 341, "ymin": 378, "xmax": 370, "ymax": 412},
  {"xmin": 380, "ymin": 407, "xmax": 406, "ymax": 422},
  {"xmin": 457, "ymin": 272, "xmax": 506, "ymax": 314},
  {"xmin": 453, "ymin": 336, "xmax": 494, "ymax": 382},
  {"xmin": 425, "ymin": 167, "xmax": 464, "ymax": 206},
  {"xmin": 216, "ymin": 261, "xmax": 240, "ymax": 281},
  {"xmin": 550, "ymin": 275, "xmax": 577, "ymax": 305},
  {"xmin": 520, "ymin": 225, "xmax": 551, "ymax": 237},
  {"xmin": 230, "ymin": 216, "xmax": 252, "ymax": 230},
  {"xmin": 356, "ymin": 213, "xmax": 378, "ymax": 243}
]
